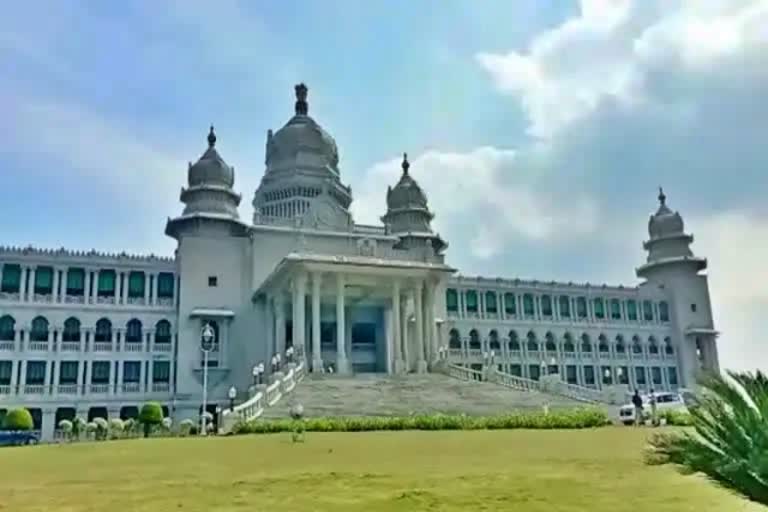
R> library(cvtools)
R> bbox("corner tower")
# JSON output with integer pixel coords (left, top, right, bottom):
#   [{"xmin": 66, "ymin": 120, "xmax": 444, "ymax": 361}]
[
  {"xmin": 252, "ymin": 84, "xmax": 353, "ymax": 231},
  {"xmin": 636, "ymin": 188, "xmax": 719, "ymax": 387},
  {"xmin": 382, "ymin": 153, "xmax": 447, "ymax": 257}
]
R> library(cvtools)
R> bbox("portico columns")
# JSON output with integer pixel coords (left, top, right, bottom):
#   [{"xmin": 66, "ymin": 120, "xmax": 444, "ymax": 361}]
[
  {"xmin": 311, "ymin": 272, "xmax": 323, "ymax": 372},
  {"xmin": 424, "ymin": 281, "xmax": 436, "ymax": 366},
  {"xmin": 275, "ymin": 293, "xmax": 286, "ymax": 358},
  {"xmin": 392, "ymin": 281, "xmax": 405, "ymax": 374},
  {"xmin": 414, "ymin": 281, "xmax": 427, "ymax": 373},
  {"xmin": 335, "ymin": 273, "xmax": 350, "ymax": 374},
  {"xmin": 293, "ymin": 273, "xmax": 307, "ymax": 363},
  {"xmin": 400, "ymin": 296, "xmax": 410, "ymax": 371}
]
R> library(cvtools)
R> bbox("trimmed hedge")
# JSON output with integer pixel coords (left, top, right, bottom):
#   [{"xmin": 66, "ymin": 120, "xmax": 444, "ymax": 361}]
[
  {"xmin": 233, "ymin": 408, "xmax": 610, "ymax": 435},
  {"xmin": 2, "ymin": 408, "xmax": 34, "ymax": 431},
  {"xmin": 660, "ymin": 409, "xmax": 693, "ymax": 426}
]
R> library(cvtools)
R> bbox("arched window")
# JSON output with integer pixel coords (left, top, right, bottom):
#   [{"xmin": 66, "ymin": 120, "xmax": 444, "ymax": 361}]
[
  {"xmin": 125, "ymin": 319, "xmax": 142, "ymax": 343},
  {"xmin": 610, "ymin": 299, "xmax": 621, "ymax": 320},
  {"xmin": 545, "ymin": 332, "xmax": 557, "ymax": 352},
  {"xmin": 642, "ymin": 300, "xmax": 654, "ymax": 321},
  {"xmin": 62, "ymin": 317, "xmax": 81, "ymax": 342},
  {"xmin": 95, "ymin": 318, "xmax": 112, "ymax": 342},
  {"xmin": 489, "ymin": 330, "xmax": 500, "ymax": 350},
  {"xmin": 559, "ymin": 296, "xmax": 570, "ymax": 318},
  {"xmin": 469, "ymin": 329, "xmax": 481, "ymax": 349},
  {"xmin": 508, "ymin": 331, "xmax": 520, "ymax": 351},
  {"xmin": 615, "ymin": 335, "xmax": 625, "ymax": 354},
  {"xmin": 659, "ymin": 301, "xmax": 670, "ymax": 322},
  {"xmin": 155, "ymin": 320, "xmax": 172, "ymax": 344},
  {"xmin": 30, "ymin": 316, "xmax": 49, "ymax": 342},
  {"xmin": 576, "ymin": 297, "xmax": 588, "ymax": 318},
  {"xmin": 0, "ymin": 315, "xmax": 15, "ymax": 341},
  {"xmin": 541, "ymin": 295, "xmax": 553, "ymax": 317},
  {"xmin": 563, "ymin": 333, "xmax": 575, "ymax": 353},
  {"xmin": 466, "ymin": 291, "xmax": 478, "ymax": 313},
  {"xmin": 526, "ymin": 331, "xmax": 538, "ymax": 352},
  {"xmin": 504, "ymin": 293, "xmax": 516, "ymax": 315},
  {"xmin": 597, "ymin": 334, "xmax": 608, "ymax": 353},
  {"xmin": 632, "ymin": 335, "xmax": 643, "ymax": 354},
  {"xmin": 485, "ymin": 291, "xmax": 498, "ymax": 314},
  {"xmin": 648, "ymin": 336, "xmax": 659, "ymax": 354},
  {"xmin": 593, "ymin": 298, "xmax": 605, "ymax": 319},
  {"xmin": 523, "ymin": 294, "xmax": 535, "ymax": 317},
  {"xmin": 446, "ymin": 289, "xmax": 459, "ymax": 312},
  {"xmin": 664, "ymin": 336, "xmax": 674, "ymax": 355},
  {"xmin": 580, "ymin": 333, "xmax": 592, "ymax": 353},
  {"xmin": 449, "ymin": 329, "xmax": 461, "ymax": 349}
]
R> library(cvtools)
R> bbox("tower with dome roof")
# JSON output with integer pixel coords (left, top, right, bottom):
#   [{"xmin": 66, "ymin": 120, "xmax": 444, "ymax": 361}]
[{"xmin": 636, "ymin": 188, "xmax": 719, "ymax": 388}]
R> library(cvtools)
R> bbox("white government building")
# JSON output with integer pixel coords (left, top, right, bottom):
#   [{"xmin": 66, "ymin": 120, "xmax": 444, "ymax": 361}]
[{"xmin": 0, "ymin": 84, "xmax": 719, "ymax": 439}]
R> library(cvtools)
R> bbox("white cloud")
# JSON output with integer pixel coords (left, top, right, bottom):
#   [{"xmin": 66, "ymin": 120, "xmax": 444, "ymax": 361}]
[
  {"xmin": 352, "ymin": 147, "xmax": 598, "ymax": 259},
  {"xmin": 476, "ymin": 0, "xmax": 768, "ymax": 138}
]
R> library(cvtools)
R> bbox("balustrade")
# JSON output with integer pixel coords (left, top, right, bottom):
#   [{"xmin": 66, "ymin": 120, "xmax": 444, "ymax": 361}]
[
  {"xmin": 89, "ymin": 383, "xmax": 110, "ymax": 394},
  {"xmin": 122, "ymin": 382, "xmax": 141, "ymax": 393},
  {"xmin": 92, "ymin": 342, "xmax": 113, "ymax": 352},
  {"xmin": 59, "ymin": 342, "xmax": 81, "ymax": 352},
  {"xmin": 123, "ymin": 342, "xmax": 144, "ymax": 353},
  {"xmin": 0, "ymin": 341, "xmax": 14, "ymax": 351},
  {"xmin": 57, "ymin": 384, "xmax": 80, "ymax": 395},
  {"xmin": 28, "ymin": 341, "xmax": 49, "ymax": 352}
]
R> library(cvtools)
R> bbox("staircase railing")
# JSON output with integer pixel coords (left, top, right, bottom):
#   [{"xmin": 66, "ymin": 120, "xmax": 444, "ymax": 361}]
[
  {"xmin": 219, "ymin": 361, "xmax": 307, "ymax": 433},
  {"xmin": 493, "ymin": 370, "xmax": 541, "ymax": 392},
  {"xmin": 445, "ymin": 363, "xmax": 485, "ymax": 382}
]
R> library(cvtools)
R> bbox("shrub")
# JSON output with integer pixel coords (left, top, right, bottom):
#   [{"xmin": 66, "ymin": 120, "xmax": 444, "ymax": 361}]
[
  {"xmin": 660, "ymin": 409, "xmax": 693, "ymax": 426},
  {"xmin": 233, "ymin": 408, "xmax": 610, "ymax": 435},
  {"xmin": 109, "ymin": 419, "xmax": 124, "ymax": 439},
  {"xmin": 179, "ymin": 419, "xmax": 195, "ymax": 436},
  {"xmin": 138, "ymin": 402, "xmax": 164, "ymax": 438},
  {"xmin": 2, "ymin": 408, "xmax": 34, "ymax": 431},
  {"xmin": 57, "ymin": 419, "xmax": 73, "ymax": 440},
  {"xmin": 72, "ymin": 417, "xmax": 87, "ymax": 440}
]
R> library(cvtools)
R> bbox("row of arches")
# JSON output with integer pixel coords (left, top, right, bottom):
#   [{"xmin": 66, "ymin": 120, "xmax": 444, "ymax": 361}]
[
  {"xmin": 448, "ymin": 328, "xmax": 674, "ymax": 356},
  {"xmin": 0, "ymin": 315, "xmax": 172, "ymax": 343}
]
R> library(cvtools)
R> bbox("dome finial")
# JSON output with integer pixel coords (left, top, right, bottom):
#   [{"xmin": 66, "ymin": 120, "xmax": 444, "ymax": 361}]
[
  {"xmin": 402, "ymin": 152, "xmax": 410, "ymax": 175},
  {"xmin": 658, "ymin": 186, "xmax": 666, "ymax": 206},
  {"xmin": 295, "ymin": 83, "xmax": 308, "ymax": 115},
  {"xmin": 207, "ymin": 125, "xmax": 216, "ymax": 148}
]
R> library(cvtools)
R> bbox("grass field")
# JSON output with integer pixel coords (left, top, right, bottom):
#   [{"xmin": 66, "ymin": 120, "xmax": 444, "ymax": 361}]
[{"xmin": 1, "ymin": 428, "xmax": 760, "ymax": 512}]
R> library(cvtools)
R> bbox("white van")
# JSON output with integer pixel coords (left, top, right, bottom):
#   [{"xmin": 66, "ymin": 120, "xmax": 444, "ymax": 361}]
[{"xmin": 618, "ymin": 390, "xmax": 696, "ymax": 425}]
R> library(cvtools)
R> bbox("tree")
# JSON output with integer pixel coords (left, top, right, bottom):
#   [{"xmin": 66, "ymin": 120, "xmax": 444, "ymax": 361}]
[
  {"xmin": 647, "ymin": 371, "xmax": 768, "ymax": 505},
  {"xmin": 2, "ymin": 408, "xmax": 33, "ymax": 431},
  {"xmin": 138, "ymin": 402, "xmax": 164, "ymax": 438}
]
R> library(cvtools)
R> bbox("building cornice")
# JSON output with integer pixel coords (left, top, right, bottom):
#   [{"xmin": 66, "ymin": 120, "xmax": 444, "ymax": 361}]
[
  {"xmin": 449, "ymin": 275, "xmax": 643, "ymax": 294},
  {"xmin": 0, "ymin": 245, "xmax": 175, "ymax": 268}
]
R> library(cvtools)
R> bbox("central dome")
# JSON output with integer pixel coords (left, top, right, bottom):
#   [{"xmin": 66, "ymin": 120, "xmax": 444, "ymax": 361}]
[{"xmin": 265, "ymin": 83, "xmax": 339, "ymax": 172}]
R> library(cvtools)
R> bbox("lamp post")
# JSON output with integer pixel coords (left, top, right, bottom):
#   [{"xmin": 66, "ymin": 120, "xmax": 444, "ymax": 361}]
[
  {"xmin": 604, "ymin": 368, "xmax": 612, "ymax": 385},
  {"xmin": 275, "ymin": 353, "xmax": 282, "ymax": 372},
  {"xmin": 252, "ymin": 363, "xmax": 264, "ymax": 386},
  {"xmin": 286, "ymin": 346, "xmax": 294, "ymax": 364},
  {"xmin": 228, "ymin": 385, "xmax": 236, "ymax": 412},
  {"xmin": 200, "ymin": 323, "xmax": 215, "ymax": 436}
]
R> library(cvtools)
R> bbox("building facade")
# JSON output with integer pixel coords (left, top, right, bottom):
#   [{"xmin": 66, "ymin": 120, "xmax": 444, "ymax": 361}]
[{"xmin": 0, "ymin": 84, "xmax": 720, "ymax": 439}]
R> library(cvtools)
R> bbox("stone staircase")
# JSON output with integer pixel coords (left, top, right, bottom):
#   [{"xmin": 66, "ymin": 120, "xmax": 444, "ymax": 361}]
[{"xmin": 260, "ymin": 372, "xmax": 585, "ymax": 420}]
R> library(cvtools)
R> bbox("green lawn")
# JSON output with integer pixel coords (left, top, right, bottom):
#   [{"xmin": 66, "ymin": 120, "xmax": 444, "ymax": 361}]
[{"xmin": 1, "ymin": 428, "xmax": 760, "ymax": 512}]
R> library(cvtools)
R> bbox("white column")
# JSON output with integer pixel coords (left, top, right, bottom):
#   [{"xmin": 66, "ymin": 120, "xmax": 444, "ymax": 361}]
[
  {"xmin": 414, "ymin": 282, "xmax": 426, "ymax": 373},
  {"xmin": 275, "ymin": 292, "xmax": 286, "ymax": 357},
  {"xmin": 295, "ymin": 272, "xmax": 307, "ymax": 362},
  {"xmin": 424, "ymin": 282, "xmax": 435, "ymax": 365},
  {"xmin": 19, "ymin": 266, "xmax": 28, "ymax": 302},
  {"xmin": 28, "ymin": 266, "xmax": 36, "ymax": 301},
  {"xmin": 311, "ymin": 272, "xmax": 323, "ymax": 372},
  {"xmin": 115, "ymin": 271, "xmax": 122, "ymax": 304},
  {"xmin": 335, "ymin": 273, "xmax": 349, "ymax": 374},
  {"xmin": 151, "ymin": 273, "xmax": 159, "ymax": 306},
  {"xmin": 497, "ymin": 291, "xmax": 504, "ymax": 321},
  {"xmin": 144, "ymin": 272, "xmax": 151, "ymax": 305},
  {"xmin": 401, "ymin": 297, "xmax": 410, "ymax": 371},
  {"xmin": 392, "ymin": 281, "xmax": 403, "ymax": 373},
  {"xmin": 122, "ymin": 272, "xmax": 129, "ymax": 305},
  {"xmin": 84, "ymin": 270, "xmax": 91, "ymax": 305},
  {"xmin": 52, "ymin": 267, "xmax": 61, "ymax": 303},
  {"xmin": 92, "ymin": 270, "xmax": 100, "ymax": 304},
  {"xmin": 77, "ymin": 360, "xmax": 85, "ymax": 394},
  {"xmin": 116, "ymin": 360, "xmax": 124, "ymax": 394}
]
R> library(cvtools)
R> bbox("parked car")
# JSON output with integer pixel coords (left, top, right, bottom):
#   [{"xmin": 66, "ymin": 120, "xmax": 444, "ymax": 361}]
[
  {"xmin": 618, "ymin": 390, "xmax": 695, "ymax": 425},
  {"xmin": 0, "ymin": 431, "xmax": 40, "ymax": 447}
]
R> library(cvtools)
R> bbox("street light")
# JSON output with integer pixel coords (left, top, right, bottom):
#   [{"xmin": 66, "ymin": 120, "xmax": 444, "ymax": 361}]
[
  {"xmin": 228, "ymin": 385, "xmax": 237, "ymax": 412},
  {"xmin": 275, "ymin": 353, "xmax": 282, "ymax": 371},
  {"xmin": 286, "ymin": 346, "xmax": 295, "ymax": 364},
  {"xmin": 252, "ymin": 363, "xmax": 264, "ymax": 386},
  {"xmin": 200, "ymin": 323, "xmax": 215, "ymax": 436},
  {"xmin": 270, "ymin": 355, "xmax": 278, "ymax": 374}
]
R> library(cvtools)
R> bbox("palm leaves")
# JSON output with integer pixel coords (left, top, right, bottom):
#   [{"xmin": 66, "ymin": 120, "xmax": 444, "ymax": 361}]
[{"xmin": 647, "ymin": 371, "xmax": 768, "ymax": 505}]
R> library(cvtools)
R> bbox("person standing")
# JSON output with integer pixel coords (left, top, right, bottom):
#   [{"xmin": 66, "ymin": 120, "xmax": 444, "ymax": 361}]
[
  {"xmin": 632, "ymin": 389, "xmax": 644, "ymax": 426},
  {"xmin": 649, "ymin": 389, "xmax": 658, "ymax": 426}
]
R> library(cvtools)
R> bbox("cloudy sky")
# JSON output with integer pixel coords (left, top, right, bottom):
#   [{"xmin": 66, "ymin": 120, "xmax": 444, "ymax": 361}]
[{"xmin": 2, "ymin": 0, "xmax": 766, "ymax": 371}]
